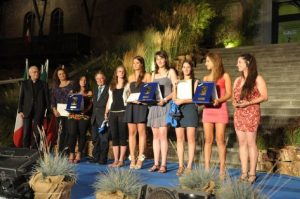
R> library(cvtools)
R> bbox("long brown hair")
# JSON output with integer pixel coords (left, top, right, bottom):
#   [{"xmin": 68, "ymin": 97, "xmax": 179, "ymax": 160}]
[
  {"xmin": 154, "ymin": 50, "xmax": 170, "ymax": 73},
  {"xmin": 133, "ymin": 56, "xmax": 146, "ymax": 87},
  {"xmin": 239, "ymin": 53, "xmax": 258, "ymax": 100},
  {"xmin": 206, "ymin": 52, "xmax": 225, "ymax": 82},
  {"xmin": 52, "ymin": 65, "xmax": 69, "ymax": 87},
  {"xmin": 110, "ymin": 65, "xmax": 128, "ymax": 90},
  {"xmin": 179, "ymin": 60, "xmax": 195, "ymax": 80}
]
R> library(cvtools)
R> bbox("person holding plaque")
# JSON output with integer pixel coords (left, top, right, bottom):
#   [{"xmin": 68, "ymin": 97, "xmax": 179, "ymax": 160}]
[
  {"xmin": 147, "ymin": 50, "xmax": 177, "ymax": 173},
  {"xmin": 67, "ymin": 75, "xmax": 93, "ymax": 163},
  {"xmin": 233, "ymin": 54, "xmax": 268, "ymax": 184},
  {"xmin": 202, "ymin": 52, "xmax": 232, "ymax": 178},
  {"xmin": 105, "ymin": 66, "xmax": 129, "ymax": 168},
  {"xmin": 173, "ymin": 60, "xmax": 199, "ymax": 176},
  {"xmin": 51, "ymin": 66, "xmax": 73, "ymax": 152},
  {"xmin": 124, "ymin": 56, "xmax": 151, "ymax": 169},
  {"xmin": 18, "ymin": 65, "xmax": 50, "ymax": 148},
  {"xmin": 90, "ymin": 71, "xmax": 109, "ymax": 164}
]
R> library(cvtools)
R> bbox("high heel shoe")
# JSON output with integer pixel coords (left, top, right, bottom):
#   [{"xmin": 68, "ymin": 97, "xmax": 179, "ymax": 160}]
[
  {"xmin": 128, "ymin": 155, "xmax": 136, "ymax": 169},
  {"xmin": 176, "ymin": 167, "xmax": 185, "ymax": 176},
  {"xmin": 135, "ymin": 154, "xmax": 145, "ymax": 170},
  {"xmin": 148, "ymin": 164, "xmax": 160, "ymax": 172},
  {"xmin": 239, "ymin": 172, "xmax": 248, "ymax": 182},
  {"xmin": 248, "ymin": 174, "xmax": 257, "ymax": 184},
  {"xmin": 158, "ymin": 165, "xmax": 167, "ymax": 173}
]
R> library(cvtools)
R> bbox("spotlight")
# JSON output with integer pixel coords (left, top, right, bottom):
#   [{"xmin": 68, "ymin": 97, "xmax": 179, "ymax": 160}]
[{"xmin": 138, "ymin": 184, "xmax": 212, "ymax": 199}]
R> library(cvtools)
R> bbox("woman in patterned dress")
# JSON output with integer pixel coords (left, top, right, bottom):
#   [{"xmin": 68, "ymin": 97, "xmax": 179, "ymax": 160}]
[
  {"xmin": 202, "ymin": 52, "xmax": 232, "ymax": 178},
  {"xmin": 233, "ymin": 54, "xmax": 268, "ymax": 183}
]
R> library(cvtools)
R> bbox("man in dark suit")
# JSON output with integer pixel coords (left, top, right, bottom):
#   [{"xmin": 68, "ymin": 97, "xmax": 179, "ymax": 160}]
[
  {"xmin": 90, "ymin": 71, "xmax": 109, "ymax": 164},
  {"xmin": 18, "ymin": 65, "xmax": 50, "ymax": 148}
]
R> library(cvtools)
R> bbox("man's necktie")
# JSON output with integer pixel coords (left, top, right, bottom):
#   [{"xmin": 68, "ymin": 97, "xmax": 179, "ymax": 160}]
[{"xmin": 97, "ymin": 86, "xmax": 103, "ymax": 101}]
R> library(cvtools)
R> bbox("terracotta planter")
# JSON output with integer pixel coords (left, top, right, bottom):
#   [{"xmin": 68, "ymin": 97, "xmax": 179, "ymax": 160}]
[{"xmin": 29, "ymin": 172, "xmax": 75, "ymax": 199}]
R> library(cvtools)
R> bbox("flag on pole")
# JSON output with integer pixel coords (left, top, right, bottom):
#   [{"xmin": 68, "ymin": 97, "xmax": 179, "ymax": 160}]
[{"xmin": 13, "ymin": 59, "xmax": 29, "ymax": 147}]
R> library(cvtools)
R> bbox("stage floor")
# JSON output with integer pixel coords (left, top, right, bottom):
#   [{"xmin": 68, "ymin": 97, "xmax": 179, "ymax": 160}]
[{"xmin": 71, "ymin": 159, "xmax": 300, "ymax": 199}]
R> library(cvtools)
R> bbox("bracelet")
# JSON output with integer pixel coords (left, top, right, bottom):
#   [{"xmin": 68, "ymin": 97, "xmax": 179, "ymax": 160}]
[{"xmin": 163, "ymin": 98, "xmax": 168, "ymax": 102}]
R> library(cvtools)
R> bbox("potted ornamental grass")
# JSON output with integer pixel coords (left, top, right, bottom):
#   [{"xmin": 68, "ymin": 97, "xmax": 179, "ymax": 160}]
[
  {"xmin": 93, "ymin": 168, "xmax": 142, "ymax": 199},
  {"xmin": 29, "ymin": 128, "xmax": 77, "ymax": 199}
]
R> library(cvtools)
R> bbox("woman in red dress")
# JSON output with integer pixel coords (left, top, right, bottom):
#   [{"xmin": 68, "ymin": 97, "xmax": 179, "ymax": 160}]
[
  {"xmin": 202, "ymin": 52, "xmax": 232, "ymax": 178},
  {"xmin": 233, "ymin": 54, "xmax": 268, "ymax": 184}
]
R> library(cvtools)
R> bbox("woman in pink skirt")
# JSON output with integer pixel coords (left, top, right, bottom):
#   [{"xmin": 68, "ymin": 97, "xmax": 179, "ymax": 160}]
[{"xmin": 202, "ymin": 52, "xmax": 232, "ymax": 178}]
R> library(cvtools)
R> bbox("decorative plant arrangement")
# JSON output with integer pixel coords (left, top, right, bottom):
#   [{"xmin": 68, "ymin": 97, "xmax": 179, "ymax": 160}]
[
  {"xmin": 29, "ymin": 128, "xmax": 77, "ymax": 199},
  {"xmin": 178, "ymin": 165, "xmax": 220, "ymax": 196},
  {"xmin": 93, "ymin": 168, "xmax": 142, "ymax": 199},
  {"xmin": 216, "ymin": 177, "xmax": 267, "ymax": 199}
]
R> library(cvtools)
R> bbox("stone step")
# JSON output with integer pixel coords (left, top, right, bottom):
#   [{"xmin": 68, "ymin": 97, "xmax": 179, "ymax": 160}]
[{"xmin": 227, "ymin": 107, "xmax": 300, "ymax": 117}]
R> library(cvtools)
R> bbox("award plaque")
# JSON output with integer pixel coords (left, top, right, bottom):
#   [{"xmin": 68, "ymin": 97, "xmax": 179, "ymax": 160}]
[
  {"xmin": 126, "ymin": 93, "xmax": 140, "ymax": 103},
  {"xmin": 176, "ymin": 79, "xmax": 192, "ymax": 100},
  {"xmin": 66, "ymin": 94, "xmax": 84, "ymax": 112},
  {"xmin": 138, "ymin": 82, "xmax": 162, "ymax": 104},
  {"xmin": 192, "ymin": 81, "xmax": 218, "ymax": 104}
]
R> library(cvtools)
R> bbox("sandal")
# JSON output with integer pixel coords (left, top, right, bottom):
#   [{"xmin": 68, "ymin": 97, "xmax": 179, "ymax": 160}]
[
  {"xmin": 148, "ymin": 164, "xmax": 160, "ymax": 172},
  {"xmin": 116, "ymin": 161, "xmax": 124, "ymax": 168},
  {"xmin": 109, "ymin": 161, "xmax": 119, "ymax": 168},
  {"xmin": 135, "ymin": 154, "xmax": 145, "ymax": 170},
  {"xmin": 176, "ymin": 167, "xmax": 185, "ymax": 176},
  {"xmin": 128, "ymin": 155, "xmax": 136, "ymax": 169},
  {"xmin": 158, "ymin": 165, "xmax": 167, "ymax": 173},
  {"xmin": 239, "ymin": 172, "xmax": 248, "ymax": 182},
  {"xmin": 248, "ymin": 174, "xmax": 257, "ymax": 184}
]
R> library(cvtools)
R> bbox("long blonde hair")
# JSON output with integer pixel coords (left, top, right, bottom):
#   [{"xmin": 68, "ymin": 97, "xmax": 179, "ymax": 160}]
[
  {"xmin": 206, "ymin": 52, "xmax": 225, "ymax": 82},
  {"xmin": 110, "ymin": 65, "xmax": 128, "ymax": 90}
]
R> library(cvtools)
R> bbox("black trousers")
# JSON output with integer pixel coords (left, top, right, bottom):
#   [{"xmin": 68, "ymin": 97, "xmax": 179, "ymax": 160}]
[
  {"xmin": 56, "ymin": 117, "xmax": 69, "ymax": 152},
  {"xmin": 68, "ymin": 118, "xmax": 90, "ymax": 153},
  {"xmin": 23, "ymin": 116, "xmax": 42, "ymax": 148},
  {"xmin": 109, "ymin": 112, "xmax": 128, "ymax": 146},
  {"xmin": 91, "ymin": 124, "xmax": 109, "ymax": 163}
]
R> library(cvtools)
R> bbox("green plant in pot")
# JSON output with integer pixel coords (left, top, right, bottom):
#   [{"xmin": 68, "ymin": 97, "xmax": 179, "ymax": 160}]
[
  {"xmin": 29, "ymin": 128, "xmax": 77, "ymax": 199},
  {"xmin": 178, "ymin": 164, "xmax": 220, "ymax": 196},
  {"xmin": 93, "ymin": 168, "xmax": 142, "ymax": 199}
]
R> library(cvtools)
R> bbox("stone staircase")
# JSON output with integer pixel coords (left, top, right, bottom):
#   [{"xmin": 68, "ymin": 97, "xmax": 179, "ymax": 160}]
[{"xmin": 190, "ymin": 42, "xmax": 300, "ymax": 168}]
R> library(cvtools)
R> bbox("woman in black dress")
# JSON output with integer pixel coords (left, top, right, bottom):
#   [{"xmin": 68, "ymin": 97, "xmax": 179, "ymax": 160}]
[{"xmin": 124, "ymin": 56, "xmax": 151, "ymax": 169}]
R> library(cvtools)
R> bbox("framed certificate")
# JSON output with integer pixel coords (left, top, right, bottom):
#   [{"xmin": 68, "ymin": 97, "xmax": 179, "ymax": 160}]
[
  {"xmin": 57, "ymin": 103, "xmax": 69, "ymax": 117},
  {"xmin": 192, "ymin": 81, "xmax": 218, "ymax": 104},
  {"xmin": 66, "ymin": 94, "xmax": 84, "ymax": 113},
  {"xmin": 127, "ymin": 93, "xmax": 140, "ymax": 103},
  {"xmin": 138, "ymin": 82, "xmax": 162, "ymax": 104},
  {"xmin": 176, "ymin": 79, "xmax": 192, "ymax": 100}
]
